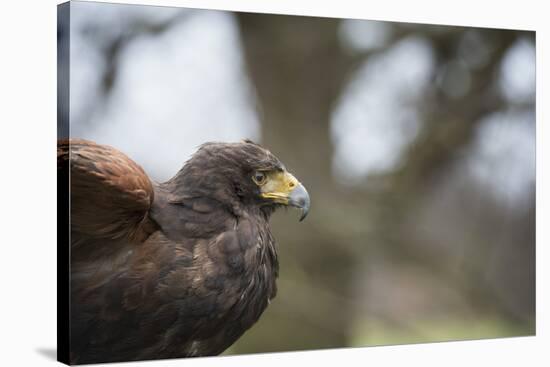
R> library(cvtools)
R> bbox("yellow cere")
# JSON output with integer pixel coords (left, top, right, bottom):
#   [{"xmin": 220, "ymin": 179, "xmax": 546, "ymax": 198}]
[{"xmin": 260, "ymin": 171, "xmax": 300, "ymax": 204}]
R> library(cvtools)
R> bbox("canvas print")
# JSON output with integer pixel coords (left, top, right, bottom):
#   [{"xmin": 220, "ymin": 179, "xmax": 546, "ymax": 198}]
[{"xmin": 57, "ymin": 1, "xmax": 536, "ymax": 364}]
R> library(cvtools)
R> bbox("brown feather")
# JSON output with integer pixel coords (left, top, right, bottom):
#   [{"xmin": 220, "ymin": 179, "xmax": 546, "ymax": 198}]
[{"xmin": 59, "ymin": 139, "xmax": 285, "ymax": 364}]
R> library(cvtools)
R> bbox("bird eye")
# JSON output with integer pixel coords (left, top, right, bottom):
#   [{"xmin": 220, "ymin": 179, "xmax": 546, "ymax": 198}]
[{"xmin": 252, "ymin": 171, "xmax": 267, "ymax": 185}]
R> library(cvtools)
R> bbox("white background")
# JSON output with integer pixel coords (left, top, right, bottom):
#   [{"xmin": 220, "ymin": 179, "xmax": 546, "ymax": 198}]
[{"xmin": 0, "ymin": 0, "xmax": 547, "ymax": 366}]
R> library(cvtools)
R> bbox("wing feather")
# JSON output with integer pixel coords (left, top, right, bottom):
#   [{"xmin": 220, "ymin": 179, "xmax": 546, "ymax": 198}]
[{"xmin": 58, "ymin": 139, "xmax": 156, "ymax": 248}]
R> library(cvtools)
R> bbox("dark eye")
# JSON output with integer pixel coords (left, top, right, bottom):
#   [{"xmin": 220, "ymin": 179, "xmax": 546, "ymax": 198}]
[{"xmin": 252, "ymin": 171, "xmax": 266, "ymax": 185}]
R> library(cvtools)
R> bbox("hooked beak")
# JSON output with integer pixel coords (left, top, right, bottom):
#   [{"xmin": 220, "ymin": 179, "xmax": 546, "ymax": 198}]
[{"xmin": 288, "ymin": 182, "xmax": 310, "ymax": 221}]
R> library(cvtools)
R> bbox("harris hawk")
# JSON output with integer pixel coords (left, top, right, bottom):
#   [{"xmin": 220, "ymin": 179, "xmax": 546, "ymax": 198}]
[{"xmin": 58, "ymin": 138, "xmax": 310, "ymax": 364}]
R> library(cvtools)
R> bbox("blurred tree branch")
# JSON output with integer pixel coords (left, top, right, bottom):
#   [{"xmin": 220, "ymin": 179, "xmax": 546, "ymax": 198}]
[
  {"xmin": 355, "ymin": 28, "xmax": 533, "ymax": 323},
  {"xmin": 76, "ymin": 10, "xmax": 191, "ymax": 129}
]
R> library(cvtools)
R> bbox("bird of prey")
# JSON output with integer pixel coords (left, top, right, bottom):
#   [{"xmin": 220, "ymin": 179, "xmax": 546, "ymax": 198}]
[{"xmin": 58, "ymin": 139, "xmax": 310, "ymax": 364}]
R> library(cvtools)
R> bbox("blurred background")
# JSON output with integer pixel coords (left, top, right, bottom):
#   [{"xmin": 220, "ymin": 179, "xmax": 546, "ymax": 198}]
[{"xmin": 59, "ymin": 1, "xmax": 535, "ymax": 354}]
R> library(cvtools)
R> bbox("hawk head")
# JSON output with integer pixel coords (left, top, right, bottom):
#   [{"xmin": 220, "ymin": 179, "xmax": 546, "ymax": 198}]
[{"xmin": 169, "ymin": 139, "xmax": 310, "ymax": 221}]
